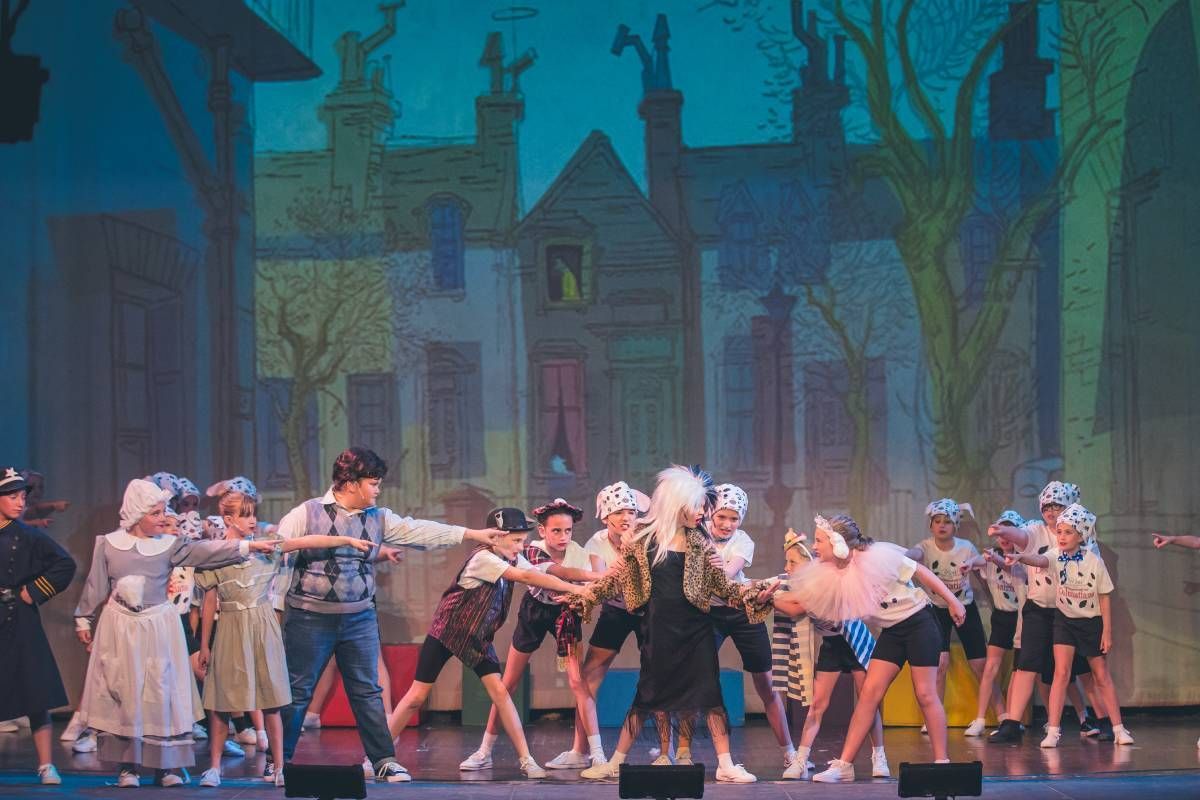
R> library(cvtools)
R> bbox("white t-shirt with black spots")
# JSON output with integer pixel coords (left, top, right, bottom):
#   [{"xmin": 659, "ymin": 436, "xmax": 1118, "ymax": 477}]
[
  {"xmin": 867, "ymin": 554, "xmax": 932, "ymax": 628},
  {"xmin": 981, "ymin": 558, "xmax": 1026, "ymax": 613},
  {"xmin": 917, "ymin": 537, "xmax": 979, "ymax": 607},
  {"xmin": 1047, "ymin": 546, "xmax": 1113, "ymax": 619},
  {"xmin": 1022, "ymin": 523, "xmax": 1099, "ymax": 608}
]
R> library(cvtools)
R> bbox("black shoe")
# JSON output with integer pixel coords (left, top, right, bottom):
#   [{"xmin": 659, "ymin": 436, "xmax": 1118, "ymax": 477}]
[
  {"xmin": 1096, "ymin": 717, "xmax": 1115, "ymax": 742},
  {"xmin": 988, "ymin": 719, "xmax": 1023, "ymax": 743},
  {"xmin": 1080, "ymin": 713, "xmax": 1100, "ymax": 737}
]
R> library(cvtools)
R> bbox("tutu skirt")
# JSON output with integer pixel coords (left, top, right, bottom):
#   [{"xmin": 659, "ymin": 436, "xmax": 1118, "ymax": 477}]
[{"xmin": 792, "ymin": 542, "xmax": 911, "ymax": 623}]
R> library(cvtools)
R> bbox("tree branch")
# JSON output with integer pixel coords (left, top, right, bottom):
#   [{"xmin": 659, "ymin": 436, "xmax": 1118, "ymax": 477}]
[{"xmin": 897, "ymin": 0, "xmax": 947, "ymax": 160}]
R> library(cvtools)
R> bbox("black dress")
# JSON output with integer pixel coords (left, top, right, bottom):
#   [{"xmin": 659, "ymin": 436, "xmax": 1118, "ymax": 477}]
[
  {"xmin": 0, "ymin": 519, "xmax": 76, "ymax": 719},
  {"xmin": 626, "ymin": 550, "xmax": 728, "ymax": 739}
]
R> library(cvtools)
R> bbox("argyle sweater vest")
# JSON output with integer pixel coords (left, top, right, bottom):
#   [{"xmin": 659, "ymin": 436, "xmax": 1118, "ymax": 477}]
[{"xmin": 286, "ymin": 499, "xmax": 383, "ymax": 614}]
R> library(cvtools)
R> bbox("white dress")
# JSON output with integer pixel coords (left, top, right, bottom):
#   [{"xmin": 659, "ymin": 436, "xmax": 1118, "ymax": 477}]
[{"xmin": 74, "ymin": 530, "xmax": 248, "ymax": 769}]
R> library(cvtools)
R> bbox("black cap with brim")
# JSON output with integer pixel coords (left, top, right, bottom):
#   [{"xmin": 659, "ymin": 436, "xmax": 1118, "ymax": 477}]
[
  {"xmin": 0, "ymin": 467, "xmax": 28, "ymax": 496},
  {"xmin": 487, "ymin": 507, "xmax": 537, "ymax": 532}
]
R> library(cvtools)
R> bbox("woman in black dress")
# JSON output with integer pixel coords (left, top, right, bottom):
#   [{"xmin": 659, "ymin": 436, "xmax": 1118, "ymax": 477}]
[{"xmin": 575, "ymin": 465, "xmax": 768, "ymax": 784}]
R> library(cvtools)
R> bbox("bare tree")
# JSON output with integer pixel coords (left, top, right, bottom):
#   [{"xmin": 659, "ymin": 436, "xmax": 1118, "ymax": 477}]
[{"xmin": 257, "ymin": 189, "xmax": 433, "ymax": 503}]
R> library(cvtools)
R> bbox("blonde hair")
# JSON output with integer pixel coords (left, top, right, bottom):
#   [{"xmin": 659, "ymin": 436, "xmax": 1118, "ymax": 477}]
[
  {"xmin": 632, "ymin": 465, "xmax": 716, "ymax": 567},
  {"xmin": 217, "ymin": 491, "xmax": 257, "ymax": 519}
]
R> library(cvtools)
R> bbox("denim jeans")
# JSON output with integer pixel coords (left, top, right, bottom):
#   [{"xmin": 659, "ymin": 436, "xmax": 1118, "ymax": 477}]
[{"xmin": 281, "ymin": 605, "xmax": 395, "ymax": 768}]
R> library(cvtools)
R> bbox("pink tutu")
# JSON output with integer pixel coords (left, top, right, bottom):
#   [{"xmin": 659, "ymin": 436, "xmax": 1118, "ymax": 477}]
[{"xmin": 792, "ymin": 542, "xmax": 911, "ymax": 623}]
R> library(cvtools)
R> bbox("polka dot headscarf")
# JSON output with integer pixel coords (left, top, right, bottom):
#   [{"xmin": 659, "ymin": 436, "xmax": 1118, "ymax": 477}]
[
  {"xmin": 1039, "ymin": 481, "xmax": 1080, "ymax": 510},
  {"xmin": 713, "ymin": 483, "xmax": 748, "ymax": 519}
]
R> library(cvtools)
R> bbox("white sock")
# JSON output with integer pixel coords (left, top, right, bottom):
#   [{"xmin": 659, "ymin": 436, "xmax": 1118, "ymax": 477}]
[
  {"xmin": 587, "ymin": 734, "xmax": 605, "ymax": 760},
  {"xmin": 38, "ymin": 763, "xmax": 52, "ymax": 770},
  {"xmin": 256, "ymin": 728, "xmax": 266, "ymax": 737},
  {"xmin": 479, "ymin": 732, "xmax": 498, "ymax": 755},
  {"xmin": 783, "ymin": 744, "xmax": 796, "ymax": 761},
  {"xmin": 610, "ymin": 751, "xmax": 627, "ymax": 766},
  {"xmin": 716, "ymin": 752, "xmax": 734, "ymax": 770},
  {"xmin": 795, "ymin": 744, "xmax": 811, "ymax": 763},
  {"xmin": 934, "ymin": 758, "xmax": 950, "ymax": 764},
  {"xmin": 999, "ymin": 712, "xmax": 1011, "ymax": 722},
  {"xmin": 872, "ymin": 745, "xmax": 886, "ymax": 758},
  {"xmin": 1113, "ymin": 724, "xmax": 1128, "ymax": 734}
]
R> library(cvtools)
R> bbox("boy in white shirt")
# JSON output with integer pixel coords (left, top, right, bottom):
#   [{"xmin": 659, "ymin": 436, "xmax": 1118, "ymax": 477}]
[{"xmin": 1006, "ymin": 503, "xmax": 1132, "ymax": 746}]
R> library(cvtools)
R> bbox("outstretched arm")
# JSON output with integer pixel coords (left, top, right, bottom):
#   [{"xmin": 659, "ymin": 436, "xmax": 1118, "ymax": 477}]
[
  {"xmin": 502, "ymin": 566, "xmax": 587, "ymax": 596},
  {"xmin": 1006, "ymin": 551, "xmax": 1049, "ymax": 569},
  {"xmin": 278, "ymin": 535, "xmax": 372, "ymax": 554},
  {"xmin": 1152, "ymin": 533, "xmax": 1200, "ymax": 550},
  {"xmin": 988, "ymin": 523, "xmax": 1030, "ymax": 550},
  {"xmin": 545, "ymin": 563, "xmax": 606, "ymax": 582}
]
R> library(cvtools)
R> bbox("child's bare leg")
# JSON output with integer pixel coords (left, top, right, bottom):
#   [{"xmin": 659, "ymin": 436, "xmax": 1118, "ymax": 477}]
[{"xmin": 481, "ymin": 673, "xmax": 532, "ymax": 760}]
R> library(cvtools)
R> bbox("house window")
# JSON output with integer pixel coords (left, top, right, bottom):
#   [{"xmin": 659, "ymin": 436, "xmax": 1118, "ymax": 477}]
[
  {"xmin": 544, "ymin": 243, "xmax": 586, "ymax": 304},
  {"xmin": 347, "ymin": 373, "xmax": 396, "ymax": 459},
  {"xmin": 960, "ymin": 214, "xmax": 999, "ymax": 304},
  {"xmin": 426, "ymin": 343, "xmax": 485, "ymax": 479},
  {"xmin": 722, "ymin": 336, "xmax": 755, "ymax": 473},
  {"xmin": 717, "ymin": 180, "xmax": 763, "ymax": 289},
  {"xmin": 537, "ymin": 359, "xmax": 586, "ymax": 475},
  {"xmin": 256, "ymin": 377, "xmax": 319, "ymax": 492},
  {"xmin": 427, "ymin": 197, "xmax": 465, "ymax": 291}
]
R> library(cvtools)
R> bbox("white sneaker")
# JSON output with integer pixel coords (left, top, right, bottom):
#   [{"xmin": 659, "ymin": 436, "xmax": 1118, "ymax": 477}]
[
  {"xmin": 964, "ymin": 718, "xmax": 987, "ymax": 737},
  {"xmin": 16, "ymin": 716, "xmax": 30, "ymax": 728},
  {"xmin": 715, "ymin": 763, "xmax": 756, "ymax": 783},
  {"xmin": 61, "ymin": 712, "xmax": 87, "ymax": 741},
  {"xmin": 222, "ymin": 739, "xmax": 244, "ymax": 758},
  {"xmin": 519, "ymin": 756, "xmax": 546, "ymax": 779},
  {"xmin": 72, "ymin": 731, "xmax": 98, "ymax": 752},
  {"xmin": 38, "ymin": 765, "xmax": 62, "ymax": 785},
  {"xmin": 257, "ymin": 730, "xmax": 269, "ymax": 750},
  {"xmin": 650, "ymin": 754, "xmax": 672, "ymax": 766},
  {"xmin": 782, "ymin": 758, "xmax": 809, "ymax": 780},
  {"xmin": 274, "ymin": 769, "xmax": 285, "ymax": 787},
  {"xmin": 813, "ymin": 759, "xmax": 855, "ymax": 783},
  {"xmin": 361, "ymin": 757, "xmax": 372, "ymax": 778},
  {"xmin": 1041, "ymin": 726, "xmax": 1061, "ymax": 748},
  {"xmin": 199, "ymin": 768, "xmax": 221, "ymax": 788},
  {"xmin": 302, "ymin": 712, "xmax": 321, "ymax": 730},
  {"xmin": 191, "ymin": 723, "xmax": 208, "ymax": 741},
  {"xmin": 117, "ymin": 770, "xmax": 140, "ymax": 788},
  {"xmin": 459, "ymin": 750, "xmax": 493, "ymax": 770},
  {"xmin": 872, "ymin": 751, "xmax": 891, "ymax": 778},
  {"xmin": 674, "ymin": 748, "xmax": 693, "ymax": 766},
  {"xmin": 580, "ymin": 759, "xmax": 619, "ymax": 780},
  {"xmin": 235, "ymin": 729, "xmax": 258, "ymax": 746},
  {"xmin": 0, "ymin": 719, "xmax": 18, "ymax": 733},
  {"xmin": 374, "ymin": 762, "xmax": 412, "ymax": 782},
  {"xmin": 920, "ymin": 724, "xmax": 928, "ymax": 734},
  {"xmin": 545, "ymin": 750, "xmax": 590, "ymax": 769},
  {"xmin": 1114, "ymin": 726, "xmax": 1135, "ymax": 745},
  {"xmin": 158, "ymin": 770, "xmax": 188, "ymax": 787}
]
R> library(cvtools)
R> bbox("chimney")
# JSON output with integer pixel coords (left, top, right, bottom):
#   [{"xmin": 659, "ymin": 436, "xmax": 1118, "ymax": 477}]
[{"xmin": 988, "ymin": 1, "xmax": 1053, "ymax": 140}]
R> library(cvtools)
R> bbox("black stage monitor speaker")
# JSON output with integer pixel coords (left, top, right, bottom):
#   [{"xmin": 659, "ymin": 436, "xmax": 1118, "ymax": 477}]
[
  {"xmin": 619, "ymin": 763, "xmax": 705, "ymax": 799},
  {"xmin": 898, "ymin": 761, "xmax": 983, "ymax": 800},
  {"xmin": 283, "ymin": 763, "xmax": 367, "ymax": 800}
]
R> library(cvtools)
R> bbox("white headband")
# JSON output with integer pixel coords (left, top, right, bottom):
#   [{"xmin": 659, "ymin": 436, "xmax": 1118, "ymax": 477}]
[{"xmin": 815, "ymin": 515, "xmax": 850, "ymax": 559}]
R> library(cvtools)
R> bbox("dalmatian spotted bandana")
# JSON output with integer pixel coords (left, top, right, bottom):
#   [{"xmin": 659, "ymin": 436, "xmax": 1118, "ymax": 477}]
[
  {"xmin": 595, "ymin": 481, "xmax": 647, "ymax": 520},
  {"xmin": 925, "ymin": 498, "xmax": 973, "ymax": 527},
  {"xmin": 206, "ymin": 476, "xmax": 260, "ymax": 502},
  {"xmin": 1058, "ymin": 503, "xmax": 1096, "ymax": 543},
  {"xmin": 993, "ymin": 509, "xmax": 1026, "ymax": 528},
  {"xmin": 1039, "ymin": 481, "xmax": 1080, "ymax": 510},
  {"xmin": 713, "ymin": 484, "xmax": 748, "ymax": 519},
  {"xmin": 176, "ymin": 476, "xmax": 200, "ymax": 499}
]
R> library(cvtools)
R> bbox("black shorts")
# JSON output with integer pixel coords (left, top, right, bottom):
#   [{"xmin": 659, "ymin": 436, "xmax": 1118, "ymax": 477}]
[
  {"xmin": 414, "ymin": 636, "xmax": 501, "ymax": 684},
  {"xmin": 1053, "ymin": 613, "xmax": 1104, "ymax": 660},
  {"xmin": 815, "ymin": 634, "xmax": 866, "ymax": 674},
  {"xmin": 711, "ymin": 606, "xmax": 773, "ymax": 673},
  {"xmin": 872, "ymin": 606, "xmax": 943, "ymax": 668},
  {"xmin": 511, "ymin": 594, "xmax": 560, "ymax": 654},
  {"xmin": 1016, "ymin": 601, "xmax": 1091, "ymax": 681},
  {"xmin": 931, "ymin": 601, "xmax": 987, "ymax": 660},
  {"xmin": 988, "ymin": 609, "xmax": 1019, "ymax": 650},
  {"xmin": 588, "ymin": 604, "xmax": 645, "ymax": 652}
]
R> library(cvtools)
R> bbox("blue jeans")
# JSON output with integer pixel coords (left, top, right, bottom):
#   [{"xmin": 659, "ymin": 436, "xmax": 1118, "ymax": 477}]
[{"xmin": 281, "ymin": 606, "xmax": 395, "ymax": 769}]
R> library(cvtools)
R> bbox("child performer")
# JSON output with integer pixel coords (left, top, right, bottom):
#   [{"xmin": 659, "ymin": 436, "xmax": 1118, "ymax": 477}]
[
  {"xmin": 988, "ymin": 482, "xmax": 1104, "ymax": 742},
  {"xmin": 685, "ymin": 484, "xmax": 794, "ymax": 772},
  {"xmin": 772, "ymin": 515, "xmax": 964, "ymax": 782},
  {"xmin": 386, "ymin": 508, "xmax": 590, "ymax": 779},
  {"xmin": 73, "ymin": 478, "xmax": 278, "ymax": 788},
  {"xmin": 905, "ymin": 499, "xmax": 989, "ymax": 726},
  {"xmin": 575, "ymin": 466, "xmax": 765, "ymax": 784},
  {"xmin": 0, "ymin": 467, "xmax": 76, "ymax": 785},
  {"xmin": 461, "ymin": 498, "xmax": 606, "ymax": 772},
  {"xmin": 195, "ymin": 484, "xmax": 374, "ymax": 787},
  {"xmin": 1005, "ymin": 504, "xmax": 1132, "ymax": 746},
  {"xmin": 958, "ymin": 510, "xmax": 1027, "ymax": 736},
  {"xmin": 558, "ymin": 481, "xmax": 648, "ymax": 768},
  {"xmin": 769, "ymin": 526, "xmax": 889, "ymax": 781}
]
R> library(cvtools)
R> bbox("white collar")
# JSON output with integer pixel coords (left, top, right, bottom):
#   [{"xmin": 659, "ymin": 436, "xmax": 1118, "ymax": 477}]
[
  {"xmin": 320, "ymin": 487, "xmax": 373, "ymax": 516},
  {"xmin": 106, "ymin": 528, "xmax": 176, "ymax": 556}
]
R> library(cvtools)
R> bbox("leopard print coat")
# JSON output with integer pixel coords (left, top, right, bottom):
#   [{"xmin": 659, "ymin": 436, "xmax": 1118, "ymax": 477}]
[{"xmin": 574, "ymin": 526, "xmax": 772, "ymax": 624}]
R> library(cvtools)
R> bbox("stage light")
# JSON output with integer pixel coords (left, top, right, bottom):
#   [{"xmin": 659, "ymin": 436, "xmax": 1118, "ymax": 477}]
[
  {"xmin": 898, "ymin": 761, "xmax": 982, "ymax": 800},
  {"xmin": 619, "ymin": 763, "xmax": 705, "ymax": 799},
  {"xmin": 283, "ymin": 763, "xmax": 367, "ymax": 800}
]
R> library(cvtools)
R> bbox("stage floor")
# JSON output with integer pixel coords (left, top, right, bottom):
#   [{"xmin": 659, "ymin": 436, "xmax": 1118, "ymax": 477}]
[{"xmin": 2, "ymin": 713, "xmax": 1199, "ymax": 798}]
